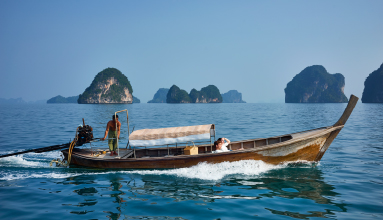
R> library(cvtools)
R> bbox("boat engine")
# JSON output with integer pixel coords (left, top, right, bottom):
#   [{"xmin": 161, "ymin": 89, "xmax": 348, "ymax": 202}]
[{"xmin": 76, "ymin": 119, "xmax": 94, "ymax": 145}]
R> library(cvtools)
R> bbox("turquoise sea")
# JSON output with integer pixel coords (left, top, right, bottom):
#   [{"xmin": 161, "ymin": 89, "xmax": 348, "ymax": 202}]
[{"xmin": 0, "ymin": 102, "xmax": 382, "ymax": 219}]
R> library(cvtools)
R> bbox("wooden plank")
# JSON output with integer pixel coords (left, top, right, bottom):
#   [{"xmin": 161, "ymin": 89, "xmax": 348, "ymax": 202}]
[{"xmin": 334, "ymin": 94, "xmax": 359, "ymax": 126}]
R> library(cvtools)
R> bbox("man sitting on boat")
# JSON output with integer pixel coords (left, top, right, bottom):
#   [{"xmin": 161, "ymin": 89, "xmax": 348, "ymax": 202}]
[
  {"xmin": 101, "ymin": 115, "xmax": 121, "ymax": 156},
  {"xmin": 214, "ymin": 137, "xmax": 231, "ymax": 153}
]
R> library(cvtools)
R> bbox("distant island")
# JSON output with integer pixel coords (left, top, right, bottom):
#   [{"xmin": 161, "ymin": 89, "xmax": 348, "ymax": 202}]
[
  {"xmin": 285, "ymin": 65, "xmax": 348, "ymax": 103},
  {"xmin": 166, "ymin": 85, "xmax": 222, "ymax": 103},
  {"xmin": 0, "ymin": 98, "xmax": 46, "ymax": 104},
  {"xmin": 149, "ymin": 87, "xmax": 245, "ymax": 103},
  {"xmin": 132, "ymin": 96, "xmax": 141, "ymax": 103},
  {"xmin": 78, "ymin": 68, "xmax": 134, "ymax": 104},
  {"xmin": 190, "ymin": 85, "xmax": 222, "ymax": 103},
  {"xmin": 222, "ymin": 90, "xmax": 246, "ymax": 103},
  {"xmin": 362, "ymin": 63, "xmax": 383, "ymax": 103},
  {"xmin": 167, "ymin": 85, "xmax": 192, "ymax": 103},
  {"xmin": 0, "ymin": 97, "xmax": 26, "ymax": 104},
  {"xmin": 47, "ymin": 94, "xmax": 140, "ymax": 103},
  {"xmin": 147, "ymin": 88, "xmax": 169, "ymax": 103},
  {"xmin": 47, "ymin": 95, "xmax": 78, "ymax": 103}
]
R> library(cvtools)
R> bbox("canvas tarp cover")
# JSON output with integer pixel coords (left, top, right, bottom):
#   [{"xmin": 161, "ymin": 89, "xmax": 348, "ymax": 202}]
[{"xmin": 129, "ymin": 124, "xmax": 214, "ymax": 147}]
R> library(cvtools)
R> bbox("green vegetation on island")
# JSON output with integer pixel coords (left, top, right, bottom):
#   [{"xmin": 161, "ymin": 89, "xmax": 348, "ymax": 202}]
[
  {"xmin": 47, "ymin": 95, "xmax": 79, "ymax": 103},
  {"xmin": 362, "ymin": 63, "xmax": 383, "ymax": 103},
  {"xmin": 78, "ymin": 68, "xmax": 134, "ymax": 104},
  {"xmin": 199, "ymin": 85, "xmax": 222, "ymax": 103},
  {"xmin": 285, "ymin": 65, "xmax": 348, "ymax": 103},
  {"xmin": 148, "ymin": 88, "xmax": 169, "ymax": 103},
  {"xmin": 166, "ymin": 85, "xmax": 192, "ymax": 103},
  {"xmin": 166, "ymin": 85, "xmax": 222, "ymax": 103},
  {"xmin": 150, "ymin": 86, "xmax": 248, "ymax": 103},
  {"xmin": 189, "ymin": 88, "xmax": 200, "ymax": 103}
]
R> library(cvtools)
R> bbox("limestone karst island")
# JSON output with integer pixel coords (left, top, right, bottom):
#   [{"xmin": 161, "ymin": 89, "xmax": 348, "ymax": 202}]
[
  {"xmin": 285, "ymin": 65, "xmax": 348, "ymax": 103},
  {"xmin": 167, "ymin": 85, "xmax": 222, "ymax": 103},
  {"xmin": 78, "ymin": 68, "xmax": 135, "ymax": 104},
  {"xmin": 148, "ymin": 86, "xmax": 246, "ymax": 103},
  {"xmin": 147, "ymin": 88, "xmax": 169, "ymax": 103},
  {"xmin": 46, "ymin": 66, "xmax": 246, "ymax": 104},
  {"xmin": 47, "ymin": 95, "xmax": 79, "ymax": 103},
  {"xmin": 362, "ymin": 63, "xmax": 383, "ymax": 103},
  {"xmin": 221, "ymin": 90, "xmax": 246, "ymax": 103}
]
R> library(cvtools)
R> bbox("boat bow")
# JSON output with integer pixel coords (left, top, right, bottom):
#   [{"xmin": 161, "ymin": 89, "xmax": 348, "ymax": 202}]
[{"xmin": 315, "ymin": 94, "xmax": 359, "ymax": 161}]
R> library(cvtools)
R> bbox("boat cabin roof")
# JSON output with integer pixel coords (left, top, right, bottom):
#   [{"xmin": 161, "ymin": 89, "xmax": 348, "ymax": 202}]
[{"xmin": 129, "ymin": 124, "xmax": 215, "ymax": 147}]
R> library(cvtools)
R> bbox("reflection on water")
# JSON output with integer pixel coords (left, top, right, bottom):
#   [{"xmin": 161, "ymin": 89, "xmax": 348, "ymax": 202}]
[
  {"xmin": 132, "ymin": 165, "xmax": 347, "ymax": 219},
  {"xmin": 54, "ymin": 164, "xmax": 348, "ymax": 219},
  {"xmin": 244, "ymin": 165, "xmax": 348, "ymax": 219},
  {"xmin": 103, "ymin": 178, "xmax": 125, "ymax": 220},
  {"xmin": 131, "ymin": 175, "xmax": 217, "ymax": 203},
  {"xmin": 252, "ymin": 165, "xmax": 342, "ymax": 205}
]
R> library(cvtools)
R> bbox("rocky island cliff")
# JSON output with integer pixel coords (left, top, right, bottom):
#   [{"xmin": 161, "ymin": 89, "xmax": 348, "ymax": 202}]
[
  {"xmin": 148, "ymin": 88, "xmax": 169, "ymax": 103},
  {"xmin": 166, "ymin": 85, "xmax": 192, "ymax": 103},
  {"xmin": 222, "ymin": 90, "xmax": 246, "ymax": 103},
  {"xmin": 166, "ymin": 85, "xmax": 222, "ymax": 103},
  {"xmin": 285, "ymin": 65, "xmax": 348, "ymax": 103},
  {"xmin": 78, "ymin": 68, "xmax": 134, "ymax": 104},
  {"xmin": 362, "ymin": 63, "xmax": 383, "ymax": 103},
  {"xmin": 190, "ymin": 85, "xmax": 222, "ymax": 103},
  {"xmin": 150, "ymin": 87, "xmax": 245, "ymax": 103}
]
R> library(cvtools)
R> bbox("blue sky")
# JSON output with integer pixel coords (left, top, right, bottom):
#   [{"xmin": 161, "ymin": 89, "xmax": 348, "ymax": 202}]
[{"xmin": 1, "ymin": 0, "xmax": 382, "ymax": 103}]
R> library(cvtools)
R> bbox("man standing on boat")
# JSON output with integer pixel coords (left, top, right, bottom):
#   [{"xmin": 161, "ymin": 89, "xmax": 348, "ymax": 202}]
[{"xmin": 101, "ymin": 115, "xmax": 121, "ymax": 156}]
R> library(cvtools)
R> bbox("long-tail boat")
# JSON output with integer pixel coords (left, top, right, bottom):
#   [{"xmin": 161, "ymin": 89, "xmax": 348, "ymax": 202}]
[{"xmin": 61, "ymin": 95, "xmax": 358, "ymax": 169}]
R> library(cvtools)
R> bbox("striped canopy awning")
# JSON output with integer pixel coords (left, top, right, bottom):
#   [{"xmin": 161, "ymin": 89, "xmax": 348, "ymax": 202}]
[{"xmin": 129, "ymin": 124, "xmax": 215, "ymax": 147}]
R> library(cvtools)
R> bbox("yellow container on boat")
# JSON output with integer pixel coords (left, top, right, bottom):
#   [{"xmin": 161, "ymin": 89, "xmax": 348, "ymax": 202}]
[{"xmin": 184, "ymin": 146, "xmax": 198, "ymax": 155}]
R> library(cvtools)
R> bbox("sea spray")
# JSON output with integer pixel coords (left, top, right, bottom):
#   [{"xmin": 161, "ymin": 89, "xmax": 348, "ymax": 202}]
[
  {"xmin": 1, "ymin": 152, "xmax": 317, "ymax": 182},
  {"xmin": 0, "ymin": 155, "xmax": 50, "ymax": 168},
  {"xmin": 0, "ymin": 159, "xmax": 283, "ymax": 182},
  {"xmin": 122, "ymin": 160, "xmax": 286, "ymax": 181},
  {"xmin": 0, "ymin": 171, "xmax": 78, "ymax": 181}
]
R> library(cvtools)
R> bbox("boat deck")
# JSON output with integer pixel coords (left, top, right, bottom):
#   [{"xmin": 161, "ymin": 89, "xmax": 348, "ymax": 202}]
[{"xmin": 75, "ymin": 148, "xmax": 135, "ymax": 159}]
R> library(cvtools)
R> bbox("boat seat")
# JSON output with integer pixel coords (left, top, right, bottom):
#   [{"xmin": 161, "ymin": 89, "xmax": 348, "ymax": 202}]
[{"xmin": 120, "ymin": 150, "xmax": 134, "ymax": 159}]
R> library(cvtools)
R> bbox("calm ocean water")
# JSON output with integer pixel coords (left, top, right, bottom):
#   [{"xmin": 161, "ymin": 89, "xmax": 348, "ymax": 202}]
[{"xmin": 0, "ymin": 103, "xmax": 382, "ymax": 220}]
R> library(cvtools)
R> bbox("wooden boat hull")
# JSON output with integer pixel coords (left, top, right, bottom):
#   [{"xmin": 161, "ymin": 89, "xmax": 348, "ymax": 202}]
[
  {"xmin": 62, "ymin": 95, "xmax": 358, "ymax": 169},
  {"xmin": 62, "ymin": 126, "xmax": 342, "ymax": 169}
]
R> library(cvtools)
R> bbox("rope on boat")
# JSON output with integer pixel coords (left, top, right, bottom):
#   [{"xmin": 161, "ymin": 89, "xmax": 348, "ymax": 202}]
[
  {"xmin": 49, "ymin": 158, "xmax": 66, "ymax": 167},
  {"xmin": 50, "ymin": 127, "xmax": 79, "ymax": 167},
  {"xmin": 49, "ymin": 139, "xmax": 77, "ymax": 167},
  {"xmin": 67, "ymin": 139, "xmax": 76, "ymax": 164}
]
